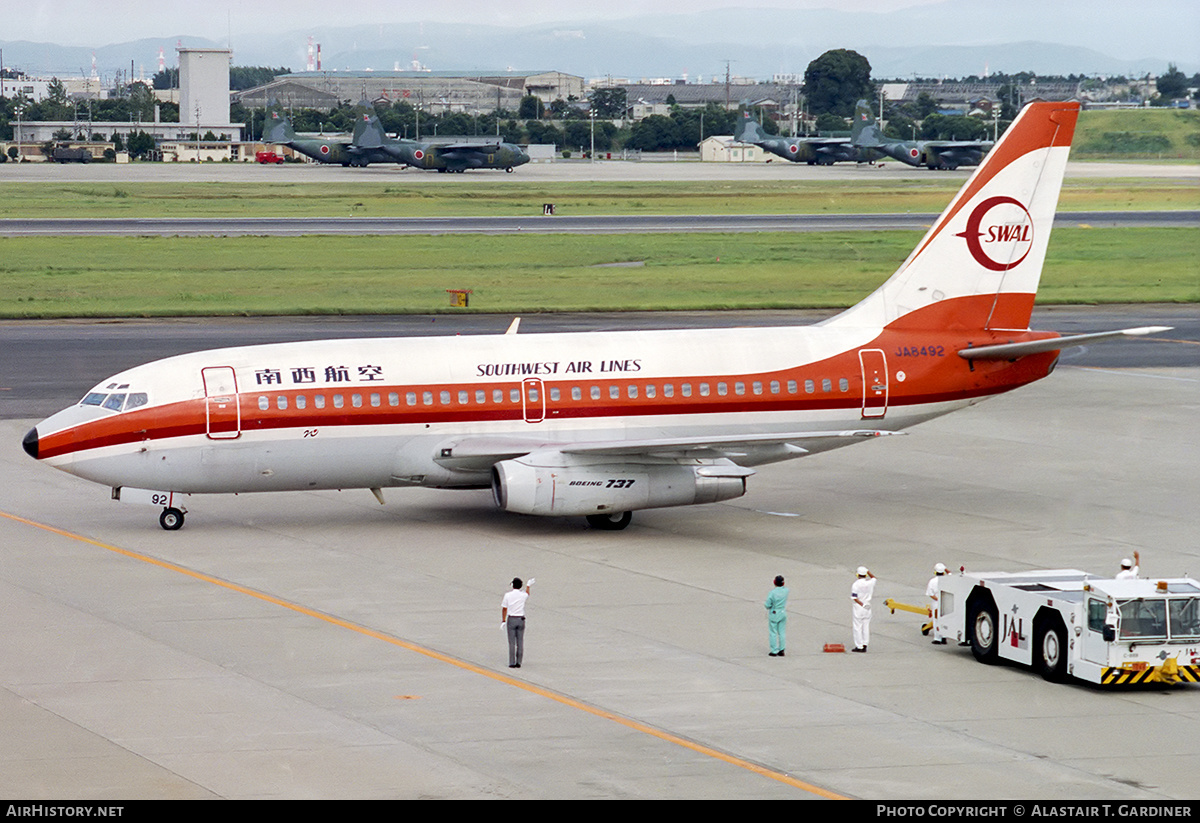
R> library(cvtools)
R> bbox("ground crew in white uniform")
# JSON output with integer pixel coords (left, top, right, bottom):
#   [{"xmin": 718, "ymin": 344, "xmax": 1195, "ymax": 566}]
[
  {"xmin": 851, "ymin": 567, "xmax": 876, "ymax": 653},
  {"xmin": 927, "ymin": 563, "xmax": 947, "ymax": 644},
  {"xmin": 1116, "ymin": 551, "xmax": 1140, "ymax": 580}
]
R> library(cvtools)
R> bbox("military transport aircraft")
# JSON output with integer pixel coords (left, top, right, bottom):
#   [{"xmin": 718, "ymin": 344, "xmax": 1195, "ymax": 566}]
[
  {"xmin": 851, "ymin": 99, "xmax": 993, "ymax": 170},
  {"xmin": 23, "ymin": 102, "xmax": 1169, "ymax": 531},
  {"xmin": 262, "ymin": 109, "xmax": 391, "ymax": 167},
  {"xmin": 734, "ymin": 112, "xmax": 862, "ymax": 165},
  {"xmin": 352, "ymin": 113, "xmax": 530, "ymax": 173}
]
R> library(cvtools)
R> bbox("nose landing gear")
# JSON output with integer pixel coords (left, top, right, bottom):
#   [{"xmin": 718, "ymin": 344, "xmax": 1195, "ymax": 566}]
[{"xmin": 159, "ymin": 507, "xmax": 186, "ymax": 531}]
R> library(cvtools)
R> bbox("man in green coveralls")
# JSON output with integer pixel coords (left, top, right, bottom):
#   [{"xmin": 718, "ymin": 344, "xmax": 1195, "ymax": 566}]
[{"xmin": 765, "ymin": 575, "xmax": 789, "ymax": 657}]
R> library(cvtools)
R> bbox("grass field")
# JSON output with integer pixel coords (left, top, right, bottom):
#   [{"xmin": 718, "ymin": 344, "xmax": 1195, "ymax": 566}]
[
  {"xmin": 1, "ymin": 228, "xmax": 1194, "ymax": 318},
  {"xmin": 0, "ymin": 177, "xmax": 1196, "ymax": 219},
  {"xmin": 1074, "ymin": 108, "xmax": 1200, "ymax": 161}
]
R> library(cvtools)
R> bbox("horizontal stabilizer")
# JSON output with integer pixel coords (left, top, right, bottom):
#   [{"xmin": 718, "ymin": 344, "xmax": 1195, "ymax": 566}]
[{"xmin": 957, "ymin": 326, "xmax": 1172, "ymax": 360}]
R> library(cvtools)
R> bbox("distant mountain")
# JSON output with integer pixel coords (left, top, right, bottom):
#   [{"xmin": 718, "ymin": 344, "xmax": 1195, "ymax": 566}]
[{"xmin": 2, "ymin": 1, "xmax": 1194, "ymax": 83}]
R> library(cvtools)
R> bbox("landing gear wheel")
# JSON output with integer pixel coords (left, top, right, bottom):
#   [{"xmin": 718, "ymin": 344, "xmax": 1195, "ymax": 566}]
[
  {"xmin": 505, "ymin": 166, "xmax": 514, "ymax": 173},
  {"xmin": 1036, "ymin": 620, "xmax": 1068, "ymax": 682},
  {"xmin": 586, "ymin": 511, "xmax": 632, "ymax": 531},
  {"xmin": 159, "ymin": 507, "xmax": 185, "ymax": 531},
  {"xmin": 968, "ymin": 598, "xmax": 999, "ymax": 664}
]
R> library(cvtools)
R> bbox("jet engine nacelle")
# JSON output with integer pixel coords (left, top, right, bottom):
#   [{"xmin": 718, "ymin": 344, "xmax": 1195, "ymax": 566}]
[{"xmin": 491, "ymin": 455, "xmax": 749, "ymax": 517}]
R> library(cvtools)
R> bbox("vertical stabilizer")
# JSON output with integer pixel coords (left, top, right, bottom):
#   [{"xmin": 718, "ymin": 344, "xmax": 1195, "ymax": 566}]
[
  {"xmin": 263, "ymin": 108, "xmax": 297, "ymax": 144},
  {"xmin": 351, "ymin": 104, "xmax": 389, "ymax": 149},
  {"xmin": 850, "ymin": 99, "xmax": 883, "ymax": 147},
  {"xmin": 825, "ymin": 101, "xmax": 1079, "ymax": 332}
]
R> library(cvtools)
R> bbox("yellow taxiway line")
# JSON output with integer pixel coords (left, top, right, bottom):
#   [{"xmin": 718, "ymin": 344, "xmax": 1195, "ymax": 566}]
[{"xmin": 1, "ymin": 509, "xmax": 847, "ymax": 799}]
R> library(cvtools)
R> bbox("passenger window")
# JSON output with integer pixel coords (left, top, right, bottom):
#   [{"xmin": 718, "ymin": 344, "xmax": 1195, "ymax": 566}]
[
  {"xmin": 752, "ymin": 382, "xmax": 762, "ymax": 395},
  {"xmin": 258, "ymin": 396, "xmax": 269, "ymax": 411},
  {"xmin": 717, "ymin": 382, "xmax": 728, "ymax": 396},
  {"xmin": 296, "ymin": 395, "xmax": 307, "ymax": 409},
  {"xmin": 334, "ymin": 395, "xmax": 345, "ymax": 408},
  {"xmin": 789, "ymin": 380, "xmax": 799, "ymax": 394},
  {"xmin": 527, "ymin": 388, "xmax": 539, "ymax": 402},
  {"xmin": 609, "ymin": 385, "xmax": 619, "ymax": 400},
  {"xmin": 277, "ymin": 396, "xmax": 287, "ymax": 410},
  {"xmin": 571, "ymin": 386, "xmax": 582, "ymax": 401},
  {"xmin": 388, "ymin": 392, "xmax": 399, "ymax": 406},
  {"xmin": 476, "ymin": 390, "xmax": 486, "ymax": 404},
  {"xmin": 550, "ymin": 387, "xmax": 561, "ymax": 401},
  {"xmin": 646, "ymin": 385, "xmax": 656, "ymax": 398},
  {"xmin": 822, "ymin": 379, "xmax": 832, "ymax": 393},
  {"xmin": 770, "ymin": 381, "xmax": 780, "ymax": 394},
  {"xmin": 735, "ymin": 382, "xmax": 746, "ymax": 395},
  {"xmin": 839, "ymin": 378, "xmax": 850, "ymax": 392},
  {"xmin": 423, "ymin": 392, "xmax": 433, "ymax": 406},
  {"xmin": 440, "ymin": 390, "xmax": 451, "ymax": 405},
  {"xmin": 682, "ymin": 383, "xmax": 692, "ymax": 397},
  {"xmin": 493, "ymin": 389, "xmax": 504, "ymax": 404},
  {"xmin": 458, "ymin": 390, "xmax": 469, "ymax": 405},
  {"xmin": 351, "ymin": 394, "xmax": 362, "ymax": 408},
  {"xmin": 315, "ymin": 395, "xmax": 326, "ymax": 409},
  {"xmin": 664, "ymin": 384, "xmax": 674, "ymax": 398},
  {"xmin": 406, "ymin": 392, "xmax": 417, "ymax": 406},
  {"xmin": 591, "ymin": 386, "xmax": 601, "ymax": 400},
  {"xmin": 510, "ymin": 388, "xmax": 520, "ymax": 403},
  {"xmin": 700, "ymin": 383, "xmax": 710, "ymax": 397},
  {"xmin": 627, "ymin": 385, "xmax": 638, "ymax": 399},
  {"xmin": 370, "ymin": 393, "xmax": 381, "ymax": 407}
]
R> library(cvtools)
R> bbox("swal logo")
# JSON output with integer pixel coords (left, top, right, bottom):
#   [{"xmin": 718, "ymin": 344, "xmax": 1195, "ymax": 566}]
[{"xmin": 956, "ymin": 195, "xmax": 1034, "ymax": 271}]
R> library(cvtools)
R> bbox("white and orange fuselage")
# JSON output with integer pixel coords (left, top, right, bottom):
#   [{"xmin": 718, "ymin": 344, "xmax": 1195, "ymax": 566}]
[{"xmin": 30, "ymin": 102, "xmax": 1136, "ymax": 530}]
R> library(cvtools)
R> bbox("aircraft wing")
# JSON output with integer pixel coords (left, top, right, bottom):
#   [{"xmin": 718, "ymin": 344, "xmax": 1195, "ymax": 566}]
[
  {"xmin": 433, "ymin": 429, "xmax": 900, "ymax": 472},
  {"xmin": 957, "ymin": 327, "xmax": 1172, "ymax": 360}
]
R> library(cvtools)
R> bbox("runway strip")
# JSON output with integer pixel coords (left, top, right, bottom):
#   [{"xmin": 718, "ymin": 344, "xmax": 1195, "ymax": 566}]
[
  {"xmin": 0, "ymin": 211, "xmax": 1193, "ymax": 237},
  {"xmin": 0, "ymin": 507, "xmax": 847, "ymax": 800}
]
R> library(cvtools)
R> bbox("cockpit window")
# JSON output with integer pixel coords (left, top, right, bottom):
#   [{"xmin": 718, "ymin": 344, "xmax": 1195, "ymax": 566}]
[{"xmin": 80, "ymin": 391, "xmax": 150, "ymax": 413}]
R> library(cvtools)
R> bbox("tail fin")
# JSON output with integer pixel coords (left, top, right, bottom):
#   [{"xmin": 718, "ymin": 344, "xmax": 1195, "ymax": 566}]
[
  {"xmin": 352, "ymin": 110, "xmax": 389, "ymax": 149},
  {"xmin": 734, "ymin": 112, "xmax": 767, "ymax": 144},
  {"xmin": 825, "ymin": 101, "xmax": 1079, "ymax": 332},
  {"xmin": 264, "ymin": 108, "xmax": 297, "ymax": 144},
  {"xmin": 850, "ymin": 99, "xmax": 884, "ymax": 147}
]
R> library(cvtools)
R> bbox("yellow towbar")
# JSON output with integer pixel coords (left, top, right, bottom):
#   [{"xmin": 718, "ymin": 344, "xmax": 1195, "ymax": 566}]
[{"xmin": 884, "ymin": 598, "xmax": 934, "ymax": 636}]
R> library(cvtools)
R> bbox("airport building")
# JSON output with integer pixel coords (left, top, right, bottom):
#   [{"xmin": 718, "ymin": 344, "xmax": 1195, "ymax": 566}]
[{"xmin": 235, "ymin": 70, "xmax": 585, "ymax": 114}]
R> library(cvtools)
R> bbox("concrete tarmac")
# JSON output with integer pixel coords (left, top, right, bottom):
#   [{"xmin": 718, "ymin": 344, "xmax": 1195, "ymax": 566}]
[{"xmin": 1, "ymin": 362, "xmax": 1197, "ymax": 799}]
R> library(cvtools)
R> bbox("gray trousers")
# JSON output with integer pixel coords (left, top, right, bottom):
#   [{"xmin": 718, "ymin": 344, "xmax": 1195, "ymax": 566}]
[{"xmin": 506, "ymin": 616, "xmax": 526, "ymax": 666}]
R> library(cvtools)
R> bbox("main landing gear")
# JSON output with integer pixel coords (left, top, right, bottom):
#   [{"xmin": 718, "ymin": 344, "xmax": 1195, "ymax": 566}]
[
  {"xmin": 159, "ymin": 506, "xmax": 186, "ymax": 531},
  {"xmin": 586, "ymin": 511, "xmax": 632, "ymax": 531}
]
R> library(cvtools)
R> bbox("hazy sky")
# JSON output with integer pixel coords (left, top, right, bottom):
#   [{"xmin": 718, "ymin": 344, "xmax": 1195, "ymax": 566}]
[{"xmin": 14, "ymin": 0, "xmax": 942, "ymax": 46}]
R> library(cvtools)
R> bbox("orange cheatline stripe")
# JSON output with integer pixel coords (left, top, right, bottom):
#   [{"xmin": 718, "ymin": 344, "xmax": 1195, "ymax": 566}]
[{"xmin": 0, "ymin": 509, "xmax": 846, "ymax": 799}]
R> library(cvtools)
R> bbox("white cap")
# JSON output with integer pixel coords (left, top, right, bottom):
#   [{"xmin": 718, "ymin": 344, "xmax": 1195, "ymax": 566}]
[
  {"xmin": 1120, "ymin": 558, "xmax": 1133, "ymax": 569},
  {"xmin": 857, "ymin": 566, "xmax": 869, "ymax": 577},
  {"xmin": 934, "ymin": 563, "xmax": 947, "ymax": 574}
]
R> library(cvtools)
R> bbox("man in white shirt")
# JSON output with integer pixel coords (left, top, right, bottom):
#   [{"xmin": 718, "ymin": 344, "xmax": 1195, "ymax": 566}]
[
  {"xmin": 851, "ymin": 567, "xmax": 876, "ymax": 653},
  {"xmin": 501, "ymin": 577, "xmax": 532, "ymax": 668},
  {"xmin": 1116, "ymin": 551, "xmax": 1140, "ymax": 580},
  {"xmin": 927, "ymin": 563, "xmax": 947, "ymax": 644}
]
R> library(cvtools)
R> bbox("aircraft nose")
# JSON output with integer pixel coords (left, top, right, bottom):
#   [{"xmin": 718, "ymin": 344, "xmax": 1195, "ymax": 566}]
[{"xmin": 22, "ymin": 426, "xmax": 39, "ymax": 460}]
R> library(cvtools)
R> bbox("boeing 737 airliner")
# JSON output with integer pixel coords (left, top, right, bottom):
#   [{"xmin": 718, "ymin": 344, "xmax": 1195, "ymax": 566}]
[{"xmin": 22, "ymin": 101, "xmax": 1167, "ymax": 530}]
